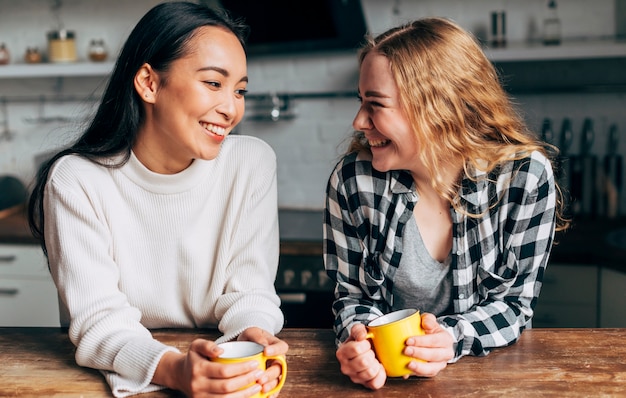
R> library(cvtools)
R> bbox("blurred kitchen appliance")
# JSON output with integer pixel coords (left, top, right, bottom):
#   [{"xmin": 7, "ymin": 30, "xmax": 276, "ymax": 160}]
[{"xmin": 276, "ymin": 209, "xmax": 334, "ymax": 328}]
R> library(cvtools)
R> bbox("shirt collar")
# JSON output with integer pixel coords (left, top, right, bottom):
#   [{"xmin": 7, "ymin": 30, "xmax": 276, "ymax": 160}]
[{"xmin": 459, "ymin": 163, "xmax": 488, "ymax": 207}]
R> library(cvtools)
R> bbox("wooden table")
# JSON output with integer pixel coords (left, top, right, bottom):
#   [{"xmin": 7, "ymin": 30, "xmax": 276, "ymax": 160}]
[{"xmin": 1, "ymin": 328, "xmax": 625, "ymax": 397}]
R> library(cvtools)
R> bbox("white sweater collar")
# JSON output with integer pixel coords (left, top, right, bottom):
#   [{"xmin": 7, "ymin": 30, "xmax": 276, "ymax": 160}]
[{"xmin": 120, "ymin": 151, "xmax": 211, "ymax": 194}]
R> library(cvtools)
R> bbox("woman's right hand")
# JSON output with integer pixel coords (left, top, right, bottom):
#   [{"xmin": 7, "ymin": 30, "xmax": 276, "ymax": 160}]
[
  {"xmin": 154, "ymin": 338, "xmax": 265, "ymax": 397},
  {"xmin": 335, "ymin": 323, "xmax": 386, "ymax": 390}
]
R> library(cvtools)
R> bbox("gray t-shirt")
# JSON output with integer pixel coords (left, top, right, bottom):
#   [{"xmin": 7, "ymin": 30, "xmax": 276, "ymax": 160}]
[{"xmin": 392, "ymin": 215, "xmax": 453, "ymax": 316}]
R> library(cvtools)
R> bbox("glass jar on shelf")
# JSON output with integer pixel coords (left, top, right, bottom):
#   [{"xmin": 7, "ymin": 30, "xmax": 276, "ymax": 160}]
[
  {"xmin": 47, "ymin": 29, "xmax": 78, "ymax": 63},
  {"xmin": 0, "ymin": 43, "xmax": 10, "ymax": 65},
  {"xmin": 88, "ymin": 39, "xmax": 108, "ymax": 62},
  {"xmin": 24, "ymin": 47, "xmax": 42, "ymax": 64}
]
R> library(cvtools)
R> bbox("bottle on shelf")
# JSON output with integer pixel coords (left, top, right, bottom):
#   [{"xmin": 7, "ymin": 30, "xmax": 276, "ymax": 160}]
[
  {"xmin": 543, "ymin": 0, "xmax": 561, "ymax": 45},
  {"xmin": 0, "ymin": 43, "xmax": 10, "ymax": 65}
]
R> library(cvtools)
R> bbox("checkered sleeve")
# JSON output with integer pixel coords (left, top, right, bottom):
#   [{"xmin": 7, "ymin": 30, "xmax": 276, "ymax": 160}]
[
  {"xmin": 323, "ymin": 154, "xmax": 389, "ymax": 345},
  {"xmin": 441, "ymin": 152, "xmax": 557, "ymax": 360}
]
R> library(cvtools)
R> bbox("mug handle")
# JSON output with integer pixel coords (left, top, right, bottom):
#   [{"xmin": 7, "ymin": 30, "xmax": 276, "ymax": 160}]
[{"xmin": 263, "ymin": 355, "xmax": 287, "ymax": 397}]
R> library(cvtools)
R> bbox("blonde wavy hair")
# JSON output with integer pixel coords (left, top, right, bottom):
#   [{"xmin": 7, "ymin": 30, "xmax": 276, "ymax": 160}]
[{"xmin": 348, "ymin": 17, "xmax": 568, "ymax": 231}]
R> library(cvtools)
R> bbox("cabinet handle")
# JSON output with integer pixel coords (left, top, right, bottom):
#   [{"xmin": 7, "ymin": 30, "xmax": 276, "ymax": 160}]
[
  {"xmin": 278, "ymin": 293, "xmax": 307, "ymax": 304},
  {"xmin": 0, "ymin": 255, "xmax": 17, "ymax": 263},
  {"xmin": 0, "ymin": 288, "xmax": 19, "ymax": 296}
]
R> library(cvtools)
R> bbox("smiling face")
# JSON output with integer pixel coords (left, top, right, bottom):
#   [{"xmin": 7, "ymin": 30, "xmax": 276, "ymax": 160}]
[
  {"xmin": 353, "ymin": 52, "xmax": 421, "ymax": 175},
  {"xmin": 133, "ymin": 25, "xmax": 248, "ymax": 174}
]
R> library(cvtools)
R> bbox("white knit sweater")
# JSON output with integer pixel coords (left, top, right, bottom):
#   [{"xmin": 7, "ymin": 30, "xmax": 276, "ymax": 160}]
[{"xmin": 43, "ymin": 135, "xmax": 284, "ymax": 397}]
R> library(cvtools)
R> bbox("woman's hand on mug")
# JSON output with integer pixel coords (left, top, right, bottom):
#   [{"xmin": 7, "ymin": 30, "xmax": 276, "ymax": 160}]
[
  {"xmin": 336, "ymin": 323, "xmax": 387, "ymax": 390},
  {"xmin": 154, "ymin": 338, "xmax": 264, "ymax": 397},
  {"xmin": 403, "ymin": 312, "xmax": 454, "ymax": 377},
  {"xmin": 238, "ymin": 327, "xmax": 289, "ymax": 395}
]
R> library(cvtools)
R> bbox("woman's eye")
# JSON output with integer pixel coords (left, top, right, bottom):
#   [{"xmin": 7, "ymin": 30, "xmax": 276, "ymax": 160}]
[
  {"xmin": 204, "ymin": 81, "xmax": 221, "ymax": 88},
  {"xmin": 236, "ymin": 88, "xmax": 248, "ymax": 96}
]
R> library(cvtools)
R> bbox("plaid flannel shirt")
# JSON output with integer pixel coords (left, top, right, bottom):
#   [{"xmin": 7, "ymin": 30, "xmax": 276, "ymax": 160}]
[{"xmin": 323, "ymin": 150, "xmax": 557, "ymax": 361}]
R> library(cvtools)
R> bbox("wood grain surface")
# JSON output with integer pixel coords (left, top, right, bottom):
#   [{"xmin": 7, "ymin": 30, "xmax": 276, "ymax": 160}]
[{"xmin": 1, "ymin": 327, "xmax": 625, "ymax": 397}]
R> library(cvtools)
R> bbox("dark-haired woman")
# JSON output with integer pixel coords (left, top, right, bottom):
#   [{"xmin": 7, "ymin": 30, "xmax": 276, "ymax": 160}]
[
  {"xmin": 28, "ymin": 2, "xmax": 286, "ymax": 397},
  {"xmin": 324, "ymin": 17, "xmax": 568, "ymax": 390}
]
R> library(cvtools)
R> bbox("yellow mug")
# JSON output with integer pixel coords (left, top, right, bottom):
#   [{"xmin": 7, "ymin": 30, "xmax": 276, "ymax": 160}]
[
  {"xmin": 211, "ymin": 341, "xmax": 287, "ymax": 398},
  {"xmin": 366, "ymin": 308, "xmax": 425, "ymax": 377}
]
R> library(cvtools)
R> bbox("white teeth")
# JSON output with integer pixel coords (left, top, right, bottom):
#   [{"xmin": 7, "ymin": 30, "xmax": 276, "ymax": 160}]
[
  {"xmin": 369, "ymin": 139, "xmax": 390, "ymax": 147},
  {"xmin": 201, "ymin": 122, "xmax": 226, "ymax": 136}
]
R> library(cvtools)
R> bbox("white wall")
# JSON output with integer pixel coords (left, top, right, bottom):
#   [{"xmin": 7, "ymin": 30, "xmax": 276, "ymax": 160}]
[{"xmin": 1, "ymin": 0, "xmax": 625, "ymax": 212}]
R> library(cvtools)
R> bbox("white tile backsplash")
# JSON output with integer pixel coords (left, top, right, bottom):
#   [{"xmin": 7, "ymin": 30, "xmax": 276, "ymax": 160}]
[{"xmin": 1, "ymin": 0, "xmax": 625, "ymax": 212}]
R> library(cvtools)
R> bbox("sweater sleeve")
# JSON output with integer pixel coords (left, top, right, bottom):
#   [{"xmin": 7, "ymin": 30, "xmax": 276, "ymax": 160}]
[
  {"xmin": 212, "ymin": 138, "xmax": 284, "ymax": 342},
  {"xmin": 44, "ymin": 157, "xmax": 179, "ymax": 398}
]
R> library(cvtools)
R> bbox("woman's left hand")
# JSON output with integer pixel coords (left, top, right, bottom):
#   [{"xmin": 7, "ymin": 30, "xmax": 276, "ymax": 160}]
[
  {"xmin": 403, "ymin": 313, "xmax": 454, "ymax": 377},
  {"xmin": 238, "ymin": 327, "xmax": 289, "ymax": 397}
]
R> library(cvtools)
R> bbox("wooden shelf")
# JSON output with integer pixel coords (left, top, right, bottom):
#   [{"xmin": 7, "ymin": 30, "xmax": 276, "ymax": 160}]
[
  {"xmin": 0, "ymin": 39, "xmax": 625, "ymax": 80},
  {"xmin": 484, "ymin": 38, "xmax": 626, "ymax": 62},
  {"xmin": 0, "ymin": 61, "xmax": 114, "ymax": 79}
]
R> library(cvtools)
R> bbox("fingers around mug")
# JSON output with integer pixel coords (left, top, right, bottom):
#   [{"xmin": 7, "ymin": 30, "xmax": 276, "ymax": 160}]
[
  {"xmin": 406, "ymin": 358, "xmax": 448, "ymax": 378},
  {"xmin": 337, "ymin": 338, "xmax": 372, "ymax": 362},
  {"xmin": 190, "ymin": 338, "xmax": 222, "ymax": 359},
  {"xmin": 350, "ymin": 323, "xmax": 369, "ymax": 341},
  {"xmin": 358, "ymin": 361, "xmax": 386, "ymax": 390},
  {"xmin": 264, "ymin": 338, "xmax": 289, "ymax": 357},
  {"xmin": 262, "ymin": 355, "xmax": 287, "ymax": 396},
  {"xmin": 209, "ymin": 359, "xmax": 262, "ymax": 380},
  {"xmin": 206, "ymin": 363, "xmax": 264, "ymax": 394},
  {"xmin": 340, "ymin": 345, "xmax": 378, "ymax": 376}
]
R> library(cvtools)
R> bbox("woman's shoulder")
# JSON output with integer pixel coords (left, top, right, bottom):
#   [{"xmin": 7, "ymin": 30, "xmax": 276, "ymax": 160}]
[
  {"xmin": 49, "ymin": 153, "xmax": 114, "ymax": 179},
  {"xmin": 331, "ymin": 150, "xmax": 374, "ymax": 179},
  {"xmin": 497, "ymin": 150, "xmax": 554, "ymax": 192},
  {"xmin": 511, "ymin": 150, "xmax": 553, "ymax": 179}
]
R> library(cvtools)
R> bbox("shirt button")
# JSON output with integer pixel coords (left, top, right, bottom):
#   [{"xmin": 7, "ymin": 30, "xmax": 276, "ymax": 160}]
[
  {"xmin": 459, "ymin": 293, "xmax": 465, "ymax": 299},
  {"xmin": 456, "ymin": 250, "xmax": 462, "ymax": 256}
]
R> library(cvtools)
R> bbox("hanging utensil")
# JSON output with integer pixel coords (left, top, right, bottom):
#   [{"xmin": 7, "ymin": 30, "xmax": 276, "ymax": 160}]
[
  {"xmin": 0, "ymin": 98, "xmax": 12, "ymax": 142},
  {"xmin": 558, "ymin": 118, "xmax": 574, "ymax": 215},
  {"xmin": 572, "ymin": 118, "xmax": 598, "ymax": 217},
  {"xmin": 603, "ymin": 124, "xmax": 622, "ymax": 218}
]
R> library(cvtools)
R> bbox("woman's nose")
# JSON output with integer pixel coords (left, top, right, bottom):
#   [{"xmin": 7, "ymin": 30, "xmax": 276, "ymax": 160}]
[
  {"xmin": 217, "ymin": 94, "xmax": 238, "ymax": 120},
  {"xmin": 352, "ymin": 107, "xmax": 372, "ymax": 131}
]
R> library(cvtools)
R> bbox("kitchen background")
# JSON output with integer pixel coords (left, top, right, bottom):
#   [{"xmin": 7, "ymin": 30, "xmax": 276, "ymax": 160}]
[{"xmin": 1, "ymin": 0, "xmax": 625, "ymax": 328}]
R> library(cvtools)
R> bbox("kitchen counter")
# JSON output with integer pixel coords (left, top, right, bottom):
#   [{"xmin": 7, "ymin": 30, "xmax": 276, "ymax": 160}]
[
  {"xmin": 1, "ymin": 209, "xmax": 625, "ymax": 270},
  {"xmin": 1, "ymin": 327, "xmax": 625, "ymax": 397}
]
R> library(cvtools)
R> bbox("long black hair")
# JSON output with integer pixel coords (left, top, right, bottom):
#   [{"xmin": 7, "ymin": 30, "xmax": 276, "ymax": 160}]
[{"xmin": 28, "ymin": 1, "xmax": 248, "ymax": 254}]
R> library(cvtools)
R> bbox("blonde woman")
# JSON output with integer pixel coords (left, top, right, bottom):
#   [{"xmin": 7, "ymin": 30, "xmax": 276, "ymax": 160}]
[{"xmin": 323, "ymin": 17, "xmax": 568, "ymax": 390}]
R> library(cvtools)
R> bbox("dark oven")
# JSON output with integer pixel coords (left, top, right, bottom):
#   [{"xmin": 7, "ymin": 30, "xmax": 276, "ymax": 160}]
[{"xmin": 276, "ymin": 210, "xmax": 334, "ymax": 328}]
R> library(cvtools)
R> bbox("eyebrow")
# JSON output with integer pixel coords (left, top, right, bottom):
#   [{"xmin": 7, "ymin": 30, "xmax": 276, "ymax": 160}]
[
  {"xmin": 358, "ymin": 89, "xmax": 390, "ymax": 98},
  {"xmin": 198, "ymin": 66, "xmax": 248, "ymax": 83}
]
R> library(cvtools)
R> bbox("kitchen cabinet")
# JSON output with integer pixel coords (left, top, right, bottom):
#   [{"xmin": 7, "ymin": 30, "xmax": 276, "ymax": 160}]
[
  {"xmin": 533, "ymin": 263, "xmax": 599, "ymax": 328},
  {"xmin": 599, "ymin": 267, "xmax": 626, "ymax": 327},
  {"xmin": 0, "ymin": 244, "xmax": 60, "ymax": 327}
]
